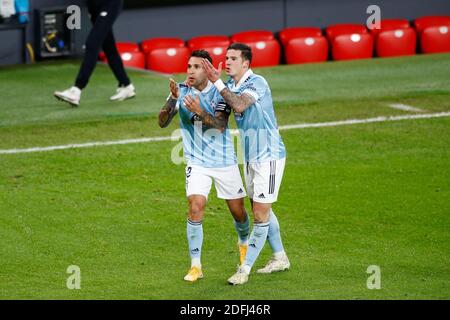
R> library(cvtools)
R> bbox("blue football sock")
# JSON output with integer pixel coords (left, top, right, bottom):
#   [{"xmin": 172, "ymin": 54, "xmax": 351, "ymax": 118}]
[
  {"xmin": 234, "ymin": 212, "xmax": 250, "ymax": 244},
  {"xmin": 267, "ymin": 209, "xmax": 285, "ymax": 254},
  {"xmin": 243, "ymin": 221, "xmax": 270, "ymax": 269},
  {"xmin": 187, "ymin": 219, "xmax": 203, "ymax": 266}
]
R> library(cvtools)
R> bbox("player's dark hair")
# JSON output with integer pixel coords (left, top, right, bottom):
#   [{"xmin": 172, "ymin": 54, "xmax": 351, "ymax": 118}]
[
  {"xmin": 191, "ymin": 49, "xmax": 213, "ymax": 64},
  {"xmin": 227, "ymin": 43, "xmax": 252, "ymax": 64}
]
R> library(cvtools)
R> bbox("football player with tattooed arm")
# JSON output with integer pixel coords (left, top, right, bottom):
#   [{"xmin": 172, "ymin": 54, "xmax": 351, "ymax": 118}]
[
  {"xmin": 201, "ymin": 43, "xmax": 290, "ymax": 285},
  {"xmin": 158, "ymin": 50, "xmax": 250, "ymax": 282}
]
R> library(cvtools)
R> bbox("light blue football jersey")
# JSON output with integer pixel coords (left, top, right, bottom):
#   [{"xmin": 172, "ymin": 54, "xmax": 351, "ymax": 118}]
[
  {"xmin": 226, "ymin": 69, "xmax": 286, "ymax": 163},
  {"xmin": 175, "ymin": 81, "xmax": 237, "ymax": 168}
]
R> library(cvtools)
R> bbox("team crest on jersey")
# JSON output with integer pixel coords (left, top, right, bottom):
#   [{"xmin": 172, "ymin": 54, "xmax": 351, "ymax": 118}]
[
  {"xmin": 209, "ymin": 99, "xmax": 218, "ymax": 110},
  {"xmin": 241, "ymin": 84, "xmax": 257, "ymax": 93}
]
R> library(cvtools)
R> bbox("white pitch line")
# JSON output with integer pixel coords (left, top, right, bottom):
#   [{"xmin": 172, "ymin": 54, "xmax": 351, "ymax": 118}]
[
  {"xmin": 277, "ymin": 111, "xmax": 450, "ymax": 131},
  {"xmin": 0, "ymin": 136, "xmax": 173, "ymax": 154},
  {"xmin": 387, "ymin": 103, "xmax": 424, "ymax": 112},
  {"xmin": 1, "ymin": 111, "xmax": 450, "ymax": 155}
]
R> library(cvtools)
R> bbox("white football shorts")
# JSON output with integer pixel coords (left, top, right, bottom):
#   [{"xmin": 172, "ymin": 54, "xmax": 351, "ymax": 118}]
[
  {"xmin": 185, "ymin": 164, "xmax": 247, "ymax": 200},
  {"xmin": 244, "ymin": 158, "xmax": 286, "ymax": 203}
]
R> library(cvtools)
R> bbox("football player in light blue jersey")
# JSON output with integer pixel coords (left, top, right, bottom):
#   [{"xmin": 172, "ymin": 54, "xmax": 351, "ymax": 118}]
[
  {"xmin": 202, "ymin": 43, "xmax": 290, "ymax": 285},
  {"xmin": 158, "ymin": 50, "xmax": 249, "ymax": 282}
]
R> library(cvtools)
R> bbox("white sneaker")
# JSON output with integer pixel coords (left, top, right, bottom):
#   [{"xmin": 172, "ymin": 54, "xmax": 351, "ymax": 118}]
[
  {"xmin": 227, "ymin": 266, "xmax": 249, "ymax": 285},
  {"xmin": 110, "ymin": 84, "xmax": 136, "ymax": 101},
  {"xmin": 54, "ymin": 86, "xmax": 81, "ymax": 107},
  {"xmin": 256, "ymin": 254, "xmax": 290, "ymax": 274}
]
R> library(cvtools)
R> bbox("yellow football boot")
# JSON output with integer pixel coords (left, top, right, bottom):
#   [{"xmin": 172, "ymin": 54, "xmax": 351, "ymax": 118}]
[
  {"xmin": 184, "ymin": 266, "xmax": 203, "ymax": 282},
  {"xmin": 238, "ymin": 243, "xmax": 248, "ymax": 266}
]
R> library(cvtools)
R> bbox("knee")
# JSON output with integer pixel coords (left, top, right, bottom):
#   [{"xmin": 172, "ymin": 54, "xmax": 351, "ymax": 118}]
[
  {"xmin": 252, "ymin": 207, "xmax": 270, "ymax": 224},
  {"xmin": 188, "ymin": 201, "xmax": 204, "ymax": 222},
  {"xmin": 231, "ymin": 206, "xmax": 247, "ymax": 223},
  {"xmin": 228, "ymin": 199, "xmax": 247, "ymax": 223}
]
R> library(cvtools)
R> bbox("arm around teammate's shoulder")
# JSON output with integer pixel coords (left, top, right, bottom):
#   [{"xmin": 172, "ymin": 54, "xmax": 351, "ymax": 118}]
[{"xmin": 217, "ymin": 87, "xmax": 255, "ymax": 114}]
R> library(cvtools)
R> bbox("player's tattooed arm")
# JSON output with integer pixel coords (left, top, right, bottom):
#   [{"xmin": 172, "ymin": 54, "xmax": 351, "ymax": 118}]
[
  {"xmin": 199, "ymin": 109, "xmax": 229, "ymax": 133},
  {"xmin": 219, "ymin": 89, "xmax": 255, "ymax": 114},
  {"xmin": 158, "ymin": 97, "xmax": 178, "ymax": 128},
  {"xmin": 159, "ymin": 78, "xmax": 180, "ymax": 128},
  {"xmin": 200, "ymin": 58, "xmax": 256, "ymax": 113},
  {"xmin": 184, "ymin": 95, "xmax": 228, "ymax": 133}
]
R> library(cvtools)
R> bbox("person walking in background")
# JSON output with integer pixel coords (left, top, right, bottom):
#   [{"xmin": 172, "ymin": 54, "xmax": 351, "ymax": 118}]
[{"xmin": 54, "ymin": 0, "xmax": 135, "ymax": 107}]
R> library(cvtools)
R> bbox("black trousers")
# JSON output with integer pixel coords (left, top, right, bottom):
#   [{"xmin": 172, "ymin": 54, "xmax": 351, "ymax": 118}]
[{"xmin": 75, "ymin": 0, "xmax": 130, "ymax": 90}]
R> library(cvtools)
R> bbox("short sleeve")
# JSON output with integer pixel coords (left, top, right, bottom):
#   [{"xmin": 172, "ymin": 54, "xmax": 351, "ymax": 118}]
[{"xmin": 241, "ymin": 76, "xmax": 266, "ymax": 101}]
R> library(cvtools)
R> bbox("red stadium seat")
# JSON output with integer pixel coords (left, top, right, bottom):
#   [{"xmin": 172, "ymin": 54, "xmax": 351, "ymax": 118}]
[
  {"xmin": 375, "ymin": 28, "xmax": 417, "ymax": 57},
  {"xmin": 193, "ymin": 46, "xmax": 227, "ymax": 68},
  {"xmin": 116, "ymin": 43, "xmax": 144, "ymax": 69},
  {"xmin": 146, "ymin": 47, "xmax": 190, "ymax": 74},
  {"xmin": 326, "ymin": 24, "xmax": 372, "ymax": 61},
  {"xmin": 367, "ymin": 19, "xmax": 416, "ymax": 57},
  {"xmin": 231, "ymin": 30, "xmax": 280, "ymax": 67},
  {"xmin": 414, "ymin": 16, "xmax": 450, "ymax": 54},
  {"xmin": 414, "ymin": 16, "xmax": 450, "ymax": 33},
  {"xmin": 116, "ymin": 42, "xmax": 140, "ymax": 53},
  {"xmin": 420, "ymin": 26, "xmax": 450, "ymax": 53},
  {"xmin": 99, "ymin": 42, "xmax": 140, "ymax": 61},
  {"xmin": 231, "ymin": 30, "xmax": 274, "ymax": 42},
  {"xmin": 368, "ymin": 19, "xmax": 411, "ymax": 36},
  {"xmin": 141, "ymin": 37, "xmax": 185, "ymax": 54},
  {"xmin": 285, "ymin": 36, "xmax": 329, "ymax": 64},
  {"xmin": 331, "ymin": 33, "xmax": 374, "ymax": 61},
  {"xmin": 326, "ymin": 24, "xmax": 368, "ymax": 41},
  {"xmin": 278, "ymin": 27, "xmax": 328, "ymax": 64},
  {"xmin": 99, "ymin": 42, "xmax": 145, "ymax": 69},
  {"xmin": 245, "ymin": 40, "xmax": 280, "ymax": 67},
  {"xmin": 278, "ymin": 27, "xmax": 322, "ymax": 46},
  {"xmin": 187, "ymin": 35, "xmax": 230, "ymax": 67},
  {"xmin": 120, "ymin": 51, "xmax": 146, "ymax": 69},
  {"xmin": 187, "ymin": 35, "xmax": 230, "ymax": 50}
]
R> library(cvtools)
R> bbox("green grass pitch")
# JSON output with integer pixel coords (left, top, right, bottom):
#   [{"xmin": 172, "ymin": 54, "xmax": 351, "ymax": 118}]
[{"xmin": 0, "ymin": 53, "xmax": 449, "ymax": 299}]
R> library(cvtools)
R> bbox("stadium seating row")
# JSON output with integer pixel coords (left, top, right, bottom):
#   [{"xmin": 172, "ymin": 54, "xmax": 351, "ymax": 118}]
[{"xmin": 98, "ymin": 15, "xmax": 450, "ymax": 73}]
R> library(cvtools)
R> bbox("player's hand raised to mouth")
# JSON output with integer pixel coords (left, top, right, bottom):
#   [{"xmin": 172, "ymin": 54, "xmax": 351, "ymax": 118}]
[
  {"xmin": 184, "ymin": 94, "xmax": 202, "ymax": 115},
  {"xmin": 202, "ymin": 59, "xmax": 222, "ymax": 83}
]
